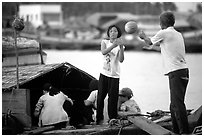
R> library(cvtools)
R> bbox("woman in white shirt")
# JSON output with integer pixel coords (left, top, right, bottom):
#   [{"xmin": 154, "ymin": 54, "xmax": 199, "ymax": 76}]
[{"xmin": 34, "ymin": 83, "xmax": 73, "ymax": 129}]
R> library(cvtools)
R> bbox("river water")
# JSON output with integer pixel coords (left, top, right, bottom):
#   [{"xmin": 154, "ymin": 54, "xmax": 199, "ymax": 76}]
[{"xmin": 45, "ymin": 49, "xmax": 202, "ymax": 113}]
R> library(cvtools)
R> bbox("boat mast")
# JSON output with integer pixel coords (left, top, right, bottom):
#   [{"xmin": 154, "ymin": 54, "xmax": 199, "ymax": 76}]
[
  {"xmin": 12, "ymin": 4, "xmax": 25, "ymax": 89},
  {"xmin": 13, "ymin": 4, "xmax": 19, "ymax": 89},
  {"xmin": 13, "ymin": 25, "xmax": 19, "ymax": 89}
]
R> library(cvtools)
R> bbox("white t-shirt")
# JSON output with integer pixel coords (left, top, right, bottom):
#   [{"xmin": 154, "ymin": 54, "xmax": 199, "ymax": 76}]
[
  {"xmin": 120, "ymin": 99, "xmax": 141, "ymax": 114},
  {"xmin": 101, "ymin": 39, "xmax": 121, "ymax": 78},
  {"xmin": 151, "ymin": 27, "xmax": 187, "ymax": 74},
  {"xmin": 36, "ymin": 92, "xmax": 69, "ymax": 127},
  {"xmin": 86, "ymin": 90, "xmax": 108, "ymax": 122},
  {"xmin": 86, "ymin": 90, "xmax": 98, "ymax": 109}
]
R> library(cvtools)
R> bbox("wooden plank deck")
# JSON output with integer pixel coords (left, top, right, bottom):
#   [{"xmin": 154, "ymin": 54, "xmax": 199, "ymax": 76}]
[
  {"xmin": 128, "ymin": 116, "xmax": 174, "ymax": 135},
  {"xmin": 118, "ymin": 111, "xmax": 174, "ymax": 135}
]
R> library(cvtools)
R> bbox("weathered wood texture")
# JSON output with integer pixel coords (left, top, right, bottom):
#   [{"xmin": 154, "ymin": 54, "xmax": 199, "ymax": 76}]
[
  {"xmin": 41, "ymin": 125, "xmax": 147, "ymax": 135},
  {"xmin": 2, "ymin": 63, "xmax": 62, "ymax": 90},
  {"xmin": 128, "ymin": 116, "xmax": 174, "ymax": 135},
  {"xmin": 23, "ymin": 126, "xmax": 55, "ymax": 135},
  {"xmin": 2, "ymin": 89, "xmax": 32, "ymax": 127}
]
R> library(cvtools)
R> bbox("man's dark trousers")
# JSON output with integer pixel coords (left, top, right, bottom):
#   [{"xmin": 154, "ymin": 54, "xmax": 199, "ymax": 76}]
[{"xmin": 168, "ymin": 68, "xmax": 189, "ymax": 134}]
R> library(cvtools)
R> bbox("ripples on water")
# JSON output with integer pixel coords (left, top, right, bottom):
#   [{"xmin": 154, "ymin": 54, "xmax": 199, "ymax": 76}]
[{"xmin": 45, "ymin": 50, "xmax": 202, "ymax": 113}]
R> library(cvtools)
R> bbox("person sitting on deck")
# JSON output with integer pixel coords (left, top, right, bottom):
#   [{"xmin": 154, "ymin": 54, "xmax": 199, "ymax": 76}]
[
  {"xmin": 34, "ymin": 83, "xmax": 73, "ymax": 129},
  {"xmin": 117, "ymin": 87, "xmax": 141, "ymax": 114},
  {"xmin": 84, "ymin": 79, "xmax": 109, "ymax": 124},
  {"xmin": 85, "ymin": 80, "xmax": 141, "ymax": 124}
]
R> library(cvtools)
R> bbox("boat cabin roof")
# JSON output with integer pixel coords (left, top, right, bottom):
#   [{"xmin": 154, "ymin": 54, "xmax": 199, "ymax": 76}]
[
  {"xmin": 2, "ymin": 62, "xmax": 95, "ymax": 91},
  {"xmin": 2, "ymin": 63, "xmax": 65, "ymax": 90}
]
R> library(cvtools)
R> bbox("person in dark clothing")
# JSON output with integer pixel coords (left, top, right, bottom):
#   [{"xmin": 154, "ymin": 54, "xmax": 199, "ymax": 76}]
[{"xmin": 69, "ymin": 100, "xmax": 94, "ymax": 128}]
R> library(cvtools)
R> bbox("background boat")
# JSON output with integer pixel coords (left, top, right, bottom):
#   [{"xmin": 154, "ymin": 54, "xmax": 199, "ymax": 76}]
[{"xmin": 2, "ymin": 33, "xmax": 47, "ymax": 67}]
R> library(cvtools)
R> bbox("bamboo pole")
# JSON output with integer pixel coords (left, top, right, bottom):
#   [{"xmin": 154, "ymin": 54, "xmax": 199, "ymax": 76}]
[
  {"xmin": 13, "ymin": 4, "xmax": 20, "ymax": 89},
  {"xmin": 13, "ymin": 28, "xmax": 19, "ymax": 89}
]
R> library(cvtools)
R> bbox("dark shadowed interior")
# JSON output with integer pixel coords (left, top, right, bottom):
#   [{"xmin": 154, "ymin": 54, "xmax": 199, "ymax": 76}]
[{"xmin": 17, "ymin": 63, "xmax": 96, "ymax": 126}]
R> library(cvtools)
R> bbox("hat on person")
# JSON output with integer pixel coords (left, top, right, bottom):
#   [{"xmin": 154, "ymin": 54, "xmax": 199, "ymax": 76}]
[{"xmin": 119, "ymin": 87, "xmax": 133, "ymax": 99}]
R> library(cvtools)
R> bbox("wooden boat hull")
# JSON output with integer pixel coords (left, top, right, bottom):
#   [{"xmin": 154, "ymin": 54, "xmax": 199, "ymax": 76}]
[
  {"xmin": 2, "ymin": 62, "xmax": 202, "ymax": 135},
  {"xmin": 24, "ymin": 106, "xmax": 202, "ymax": 135},
  {"xmin": 41, "ymin": 125, "xmax": 148, "ymax": 135}
]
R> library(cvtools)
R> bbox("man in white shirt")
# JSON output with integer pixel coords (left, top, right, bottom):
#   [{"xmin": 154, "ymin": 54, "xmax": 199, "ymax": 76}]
[
  {"xmin": 138, "ymin": 11, "xmax": 189, "ymax": 134},
  {"xmin": 84, "ymin": 90, "xmax": 109, "ymax": 124},
  {"xmin": 84, "ymin": 80, "xmax": 109, "ymax": 124}
]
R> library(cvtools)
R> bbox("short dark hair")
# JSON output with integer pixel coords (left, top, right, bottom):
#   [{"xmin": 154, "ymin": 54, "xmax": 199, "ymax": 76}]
[
  {"xmin": 89, "ymin": 79, "xmax": 99, "ymax": 91},
  {"xmin": 49, "ymin": 86, "xmax": 60, "ymax": 96},
  {"xmin": 107, "ymin": 25, "xmax": 122, "ymax": 38},
  {"xmin": 160, "ymin": 11, "xmax": 175, "ymax": 27},
  {"xmin": 43, "ymin": 83, "xmax": 52, "ymax": 91}
]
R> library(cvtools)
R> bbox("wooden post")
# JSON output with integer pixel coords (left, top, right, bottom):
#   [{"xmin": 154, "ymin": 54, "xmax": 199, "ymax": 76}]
[
  {"xmin": 13, "ymin": 5, "xmax": 20, "ymax": 89},
  {"xmin": 13, "ymin": 28, "xmax": 19, "ymax": 89}
]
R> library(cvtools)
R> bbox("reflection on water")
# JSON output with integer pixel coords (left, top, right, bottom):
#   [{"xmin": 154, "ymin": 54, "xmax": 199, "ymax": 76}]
[{"xmin": 45, "ymin": 50, "xmax": 202, "ymax": 113}]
